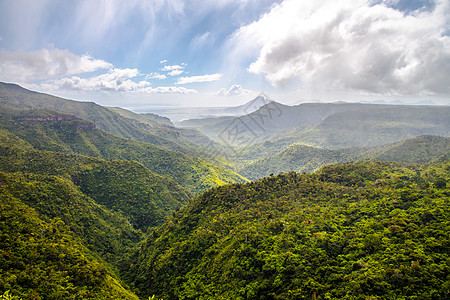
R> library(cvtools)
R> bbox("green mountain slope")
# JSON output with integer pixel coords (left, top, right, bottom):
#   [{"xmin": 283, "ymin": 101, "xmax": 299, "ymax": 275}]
[
  {"xmin": 240, "ymin": 135, "xmax": 450, "ymax": 180},
  {"xmin": 106, "ymin": 105, "xmax": 235, "ymax": 171},
  {"xmin": 0, "ymin": 107, "xmax": 247, "ymax": 194},
  {"xmin": 239, "ymin": 144, "xmax": 364, "ymax": 179},
  {"xmin": 0, "ymin": 82, "xmax": 222, "ymax": 158},
  {"xmin": 107, "ymin": 106, "xmax": 174, "ymax": 126},
  {"xmin": 0, "ymin": 171, "xmax": 139, "ymax": 299},
  {"xmin": 366, "ymin": 134, "xmax": 450, "ymax": 163},
  {"xmin": 0, "ymin": 125, "xmax": 190, "ymax": 231},
  {"xmin": 123, "ymin": 161, "xmax": 449, "ymax": 299},
  {"xmin": 0, "ymin": 169, "xmax": 142, "ymax": 259}
]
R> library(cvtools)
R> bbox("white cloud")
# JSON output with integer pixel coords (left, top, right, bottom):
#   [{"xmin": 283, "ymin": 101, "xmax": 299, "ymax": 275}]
[
  {"xmin": 146, "ymin": 72, "xmax": 167, "ymax": 80},
  {"xmin": 40, "ymin": 68, "xmax": 148, "ymax": 92},
  {"xmin": 140, "ymin": 86, "xmax": 198, "ymax": 94},
  {"xmin": 0, "ymin": 47, "xmax": 112, "ymax": 83},
  {"xmin": 168, "ymin": 69, "xmax": 184, "ymax": 76},
  {"xmin": 160, "ymin": 59, "xmax": 168, "ymax": 64},
  {"xmin": 231, "ymin": 0, "xmax": 450, "ymax": 95},
  {"xmin": 38, "ymin": 67, "xmax": 198, "ymax": 95},
  {"xmin": 176, "ymin": 73, "xmax": 223, "ymax": 84},
  {"xmin": 161, "ymin": 64, "xmax": 184, "ymax": 71},
  {"xmin": 190, "ymin": 31, "xmax": 214, "ymax": 50},
  {"xmin": 216, "ymin": 84, "xmax": 251, "ymax": 96}
]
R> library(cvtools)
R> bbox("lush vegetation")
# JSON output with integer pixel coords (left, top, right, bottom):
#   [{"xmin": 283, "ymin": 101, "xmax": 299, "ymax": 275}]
[
  {"xmin": 0, "ymin": 171, "xmax": 139, "ymax": 299},
  {"xmin": 1, "ymin": 83, "xmax": 449, "ymax": 299},
  {"xmin": 240, "ymin": 135, "xmax": 450, "ymax": 180},
  {"xmin": 124, "ymin": 160, "xmax": 449, "ymax": 299},
  {"xmin": 0, "ymin": 106, "xmax": 246, "ymax": 194},
  {"xmin": 0, "ymin": 120, "xmax": 188, "ymax": 298},
  {"xmin": 0, "ymin": 126, "xmax": 190, "ymax": 231},
  {"xmin": 0, "ymin": 85, "xmax": 249, "ymax": 298}
]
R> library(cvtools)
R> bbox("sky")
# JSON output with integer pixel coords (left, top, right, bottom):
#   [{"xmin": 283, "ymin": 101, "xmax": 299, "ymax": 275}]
[{"xmin": 0, "ymin": 0, "xmax": 449, "ymax": 109}]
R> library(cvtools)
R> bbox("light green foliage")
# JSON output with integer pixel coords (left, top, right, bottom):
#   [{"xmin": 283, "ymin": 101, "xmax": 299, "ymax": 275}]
[
  {"xmin": 0, "ymin": 291, "xmax": 22, "ymax": 300},
  {"xmin": 1, "ymin": 82, "xmax": 449, "ymax": 299},
  {"xmin": 0, "ymin": 126, "xmax": 190, "ymax": 232}
]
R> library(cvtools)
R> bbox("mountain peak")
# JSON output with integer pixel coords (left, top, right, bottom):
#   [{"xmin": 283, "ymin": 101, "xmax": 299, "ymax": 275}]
[{"xmin": 256, "ymin": 91, "xmax": 272, "ymax": 101}]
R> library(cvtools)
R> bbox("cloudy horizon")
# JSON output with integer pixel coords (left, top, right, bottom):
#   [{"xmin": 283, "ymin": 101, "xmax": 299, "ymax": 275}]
[{"xmin": 0, "ymin": 0, "xmax": 449, "ymax": 109}]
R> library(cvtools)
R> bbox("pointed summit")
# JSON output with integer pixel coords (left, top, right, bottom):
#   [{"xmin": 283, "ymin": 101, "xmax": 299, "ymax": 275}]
[{"xmin": 257, "ymin": 91, "xmax": 272, "ymax": 101}]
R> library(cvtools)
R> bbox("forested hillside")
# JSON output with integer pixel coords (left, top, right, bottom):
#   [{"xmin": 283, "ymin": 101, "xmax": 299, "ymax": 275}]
[
  {"xmin": 240, "ymin": 135, "xmax": 450, "ymax": 179},
  {"xmin": 1, "ymin": 0, "xmax": 449, "ymax": 297},
  {"xmin": 0, "ymin": 179, "xmax": 140, "ymax": 299},
  {"xmin": 0, "ymin": 136, "xmax": 189, "ymax": 230},
  {"xmin": 0, "ymin": 106, "xmax": 246, "ymax": 194},
  {"xmin": 0, "ymin": 85, "xmax": 247, "ymax": 299},
  {"xmin": 123, "ymin": 160, "xmax": 449, "ymax": 299},
  {"xmin": 0, "ymin": 115, "xmax": 190, "ymax": 299}
]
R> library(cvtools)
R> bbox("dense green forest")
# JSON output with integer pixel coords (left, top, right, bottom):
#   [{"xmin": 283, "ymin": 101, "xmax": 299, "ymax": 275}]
[
  {"xmin": 0, "ymin": 83, "xmax": 449, "ymax": 299},
  {"xmin": 0, "ymin": 84, "xmax": 246, "ymax": 299},
  {"xmin": 124, "ymin": 160, "xmax": 449, "ymax": 299},
  {"xmin": 0, "ymin": 171, "xmax": 139, "ymax": 299},
  {"xmin": 0, "ymin": 125, "xmax": 190, "ymax": 231}
]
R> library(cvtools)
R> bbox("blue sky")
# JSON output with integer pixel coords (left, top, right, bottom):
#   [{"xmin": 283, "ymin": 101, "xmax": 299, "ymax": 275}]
[{"xmin": 0, "ymin": 0, "xmax": 449, "ymax": 108}]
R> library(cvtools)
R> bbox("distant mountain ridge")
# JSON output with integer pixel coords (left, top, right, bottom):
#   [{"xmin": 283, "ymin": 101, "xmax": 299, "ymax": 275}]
[
  {"xmin": 177, "ymin": 102, "xmax": 394, "ymax": 146},
  {"xmin": 146, "ymin": 94, "xmax": 274, "ymax": 123}
]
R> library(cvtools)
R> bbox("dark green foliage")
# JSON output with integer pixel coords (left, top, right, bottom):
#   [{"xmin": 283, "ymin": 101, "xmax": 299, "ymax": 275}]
[
  {"xmin": 0, "ymin": 83, "xmax": 247, "ymax": 298},
  {"xmin": 124, "ymin": 161, "xmax": 450, "ymax": 299},
  {"xmin": 1, "ymin": 82, "xmax": 449, "ymax": 299},
  {"xmin": 75, "ymin": 160, "xmax": 189, "ymax": 229}
]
